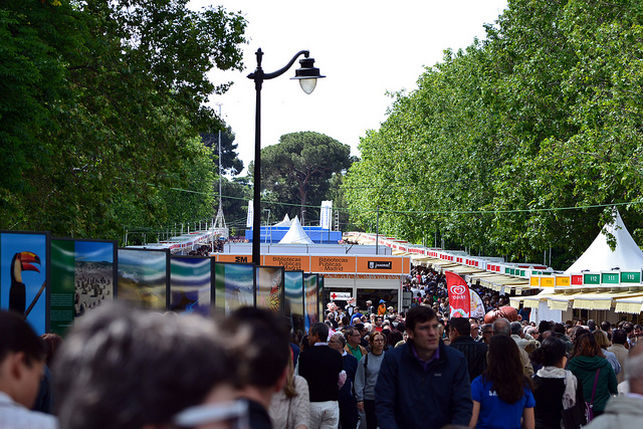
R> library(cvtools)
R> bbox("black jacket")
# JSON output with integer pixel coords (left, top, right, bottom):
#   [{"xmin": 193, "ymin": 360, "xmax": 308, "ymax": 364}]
[
  {"xmin": 375, "ymin": 341, "xmax": 472, "ymax": 428},
  {"xmin": 449, "ymin": 335, "xmax": 488, "ymax": 381},
  {"xmin": 298, "ymin": 345, "xmax": 343, "ymax": 402}
]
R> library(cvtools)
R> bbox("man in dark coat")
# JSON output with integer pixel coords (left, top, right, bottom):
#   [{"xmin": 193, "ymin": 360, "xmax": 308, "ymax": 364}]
[
  {"xmin": 329, "ymin": 333, "xmax": 358, "ymax": 429},
  {"xmin": 375, "ymin": 306, "xmax": 472, "ymax": 428},
  {"xmin": 448, "ymin": 317, "xmax": 488, "ymax": 381}
]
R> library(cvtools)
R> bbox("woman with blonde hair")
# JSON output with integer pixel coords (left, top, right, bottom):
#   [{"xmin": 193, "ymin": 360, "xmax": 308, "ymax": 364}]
[
  {"xmin": 269, "ymin": 350, "xmax": 310, "ymax": 429},
  {"xmin": 593, "ymin": 330, "xmax": 621, "ymax": 376}
]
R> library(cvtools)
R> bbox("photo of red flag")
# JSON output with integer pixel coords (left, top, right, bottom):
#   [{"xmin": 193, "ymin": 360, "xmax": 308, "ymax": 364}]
[{"xmin": 445, "ymin": 271, "xmax": 471, "ymax": 318}]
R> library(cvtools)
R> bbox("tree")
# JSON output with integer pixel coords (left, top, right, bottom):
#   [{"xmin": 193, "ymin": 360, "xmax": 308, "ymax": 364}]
[
  {"xmin": 344, "ymin": 0, "xmax": 642, "ymax": 267},
  {"xmin": 327, "ymin": 171, "xmax": 358, "ymax": 232},
  {"xmin": 0, "ymin": 0, "xmax": 247, "ymax": 242},
  {"xmin": 261, "ymin": 132, "xmax": 352, "ymax": 225},
  {"xmin": 201, "ymin": 124, "xmax": 244, "ymax": 175}
]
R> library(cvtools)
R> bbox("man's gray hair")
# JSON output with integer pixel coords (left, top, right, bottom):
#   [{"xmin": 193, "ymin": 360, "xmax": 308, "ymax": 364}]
[
  {"xmin": 510, "ymin": 321, "xmax": 522, "ymax": 335},
  {"xmin": 625, "ymin": 348, "xmax": 643, "ymax": 382},
  {"xmin": 331, "ymin": 332, "xmax": 346, "ymax": 348},
  {"xmin": 492, "ymin": 318, "xmax": 511, "ymax": 336}
]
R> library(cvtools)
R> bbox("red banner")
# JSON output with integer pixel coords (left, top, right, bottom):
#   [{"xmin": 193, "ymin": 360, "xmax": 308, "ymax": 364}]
[{"xmin": 446, "ymin": 271, "xmax": 471, "ymax": 318}]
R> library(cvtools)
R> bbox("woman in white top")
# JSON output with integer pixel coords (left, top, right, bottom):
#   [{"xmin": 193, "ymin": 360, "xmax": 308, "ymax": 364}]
[{"xmin": 269, "ymin": 351, "xmax": 310, "ymax": 429}]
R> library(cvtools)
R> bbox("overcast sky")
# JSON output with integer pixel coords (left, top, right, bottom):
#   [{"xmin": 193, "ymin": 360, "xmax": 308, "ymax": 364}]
[{"xmin": 190, "ymin": 1, "xmax": 508, "ymax": 174}]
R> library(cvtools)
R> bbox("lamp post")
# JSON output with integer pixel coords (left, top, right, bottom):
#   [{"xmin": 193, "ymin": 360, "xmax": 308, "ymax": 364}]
[{"xmin": 248, "ymin": 48, "xmax": 324, "ymax": 264}]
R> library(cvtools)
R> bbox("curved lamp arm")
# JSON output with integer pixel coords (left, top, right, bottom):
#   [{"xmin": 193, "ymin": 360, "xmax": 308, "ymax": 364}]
[{"xmin": 248, "ymin": 49, "xmax": 310, "ymax": 89}]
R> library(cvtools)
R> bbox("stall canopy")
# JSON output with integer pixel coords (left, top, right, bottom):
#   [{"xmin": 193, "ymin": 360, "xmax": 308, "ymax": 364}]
[
  {"xmin": 614, "ymin": 293, "xmax": 643, "ymax": 314},
  {"xmin": 273, "ymin": 214, "xmax": 291, "ymax": 228},
  {"xmin": 565, "ymin": 209, "xmax": 643, "ymax": 273},
  {"xmin": 279, "ymin": 216, "xmax": 314, "ymax": 245}
]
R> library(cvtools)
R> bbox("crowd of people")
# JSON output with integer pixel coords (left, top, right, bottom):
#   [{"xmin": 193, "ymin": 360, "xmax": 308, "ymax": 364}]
[{"xmin": 2, "ymin": 263, "xmax": 643, "ymax": 429}]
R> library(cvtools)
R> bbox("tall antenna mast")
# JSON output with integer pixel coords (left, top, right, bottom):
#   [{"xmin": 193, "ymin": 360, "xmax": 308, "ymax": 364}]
[
  {"xmin": 218, "ymin": 103, "xmax": 223, "ymax": 209},
  {"xmin": 213, "ymin": 103, "xmax": 228, "ymax": 240}
]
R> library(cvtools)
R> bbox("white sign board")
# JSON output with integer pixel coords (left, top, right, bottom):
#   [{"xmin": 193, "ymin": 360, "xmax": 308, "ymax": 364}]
[
  {"xmin": 329, "ymin": 291, "xmax": 352, "ymax": 301},
  {"xmin": 246, "ymin": 200, "xmax": 253, "ymax": 228},
  {"xmin": 320, "ymin": 200, "xmax": 333, "ymax": 230}
]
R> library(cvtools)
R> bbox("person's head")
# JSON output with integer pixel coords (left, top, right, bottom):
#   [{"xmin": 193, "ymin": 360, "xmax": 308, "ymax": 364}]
[
  {"xmin": 569, "ymin": 326, "xmax": 589, "ymax": 342},
  {"xmin": 405, "ymin": 306, "xmax": 439, "ymax": 355},
  {"xmin": 369, "ymin": 331, "xmax": 386, "ymax": 355},
  {"xmin": 375, "ymin": 316, "xmax": 383, "ymax": 327},
  {"xmin": 593, "ymin": 329, "xmax": 611, "ymax": 349},
  {"xmin": 481, "ymin": 323, "xmax": 493, "ymax": 344},
  {"xmin": 492, "ymin": 318, "xmax": 511, "ymax": 337},
  {"xmin": 587, "ymin": 319, "xmax": 597, "ymax": 332},
  {"xmin": 40, "ymin": 333, "xmax": 63, "ymax": 367},
  {"xmin": 224, "ymin": 306, "xmax": 290, "ymax": 394},
  {"xmin": 510, "ymin": 321, "xmax": 523, "ymax": 337},
  {"xmin": 328, "ymin": 333, "xmax": 346, "ymax": 354},
  {"xmin": 470, "ymin": 321, "xmax": 480, "ymax": 338},
  {"xmin": 531, "ymin": 335, "xmax": 567, "ymax": 368},
  {"xmin": 366, "ymin": 300, "xmax": 372, "ymax": 307},
  {"xmin": 354, "ymin": 322, "xmax": 365, "ymax": 336},
  {"xmin": 54, "ymin": 303, "xmax": 239, "ymax": 429},
  {"xmin": 552, "ymin": 323, "xmax": 566, "ymax": 336},
  {"xmin": 612, "ymin": 329, "xmax": 627, "ymax": 345},
  {"xmin": 571, "ymin": 332, "xmax": 604, "ymax": 359},
  {"xmin": 0, "ymin": 310, "xmax": 46, "ymax": 408},
  {"xmin": 308, "ymin": 322, "xmax": 329, "ymax": 345},
  {"xmin": 485, "ymin": 335, "xmax": 531, "ymax": 404},
  {"xmin": 625, "ymin": 344, "xmax": 643, "ymax": 394},
  {"xmin": 538, "ymin": 320, "xmax": 553, "ymax": 335},
  {"xmin": 346, "ymin": 327, "xmax": 361, "ymax": 347},
  {"xmin": 600, "ymin": 321, "xmax": 611, "ymax": 333},
  {"xmin": 448, "ymin": 318, "xmax": 471, "ymax": 340}
]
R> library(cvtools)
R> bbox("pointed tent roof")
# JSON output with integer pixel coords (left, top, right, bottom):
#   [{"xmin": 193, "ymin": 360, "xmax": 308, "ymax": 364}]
[
  {"xmin": 279, "ymin": 216, "xmax": 314, "ymax": 244},
  {"xmin": 565, "ymin": 209, "xmax": 643, "ymax": 273},
  {"xmin": 273, "ymin": 214, "xmax": 291, "ymax": 228}
]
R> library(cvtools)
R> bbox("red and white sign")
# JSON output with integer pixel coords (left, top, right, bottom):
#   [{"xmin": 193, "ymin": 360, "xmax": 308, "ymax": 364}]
[
  {"xmin": 329, "ymin": 291, "xmax": 352, "ymax": 301},
  {"xmin": 446, "ymin": 271, "xmax": 471, "ymax": 318}
]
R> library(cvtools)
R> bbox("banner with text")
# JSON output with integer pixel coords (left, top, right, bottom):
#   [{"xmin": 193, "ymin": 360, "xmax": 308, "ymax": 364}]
[{"xmin": 446, "ymin": 271, "xmax": 471, "ymax": 318}]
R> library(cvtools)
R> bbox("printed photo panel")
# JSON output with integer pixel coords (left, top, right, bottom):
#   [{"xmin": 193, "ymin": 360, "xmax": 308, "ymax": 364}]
[
  {"xmin": 255, "ymin": 265, "xmax": 284, "ymax": 313},
  {"xmin": 214, "ymin": 262, "xmax": 254, "ymax": 315},
  {"xmin": 117, "ymin": 248, "xmax": 169, "ymax": 311},
  {"xmin": 50, "ymin": 238, "xmax": 116, "ymax": 335},
  {"xmin": 0, "ymin": 231, "xmax": 49, "ymax": 335},
  {"xmin": 170, "ymin": 256, "xmax": 213, "ymax": 315}
]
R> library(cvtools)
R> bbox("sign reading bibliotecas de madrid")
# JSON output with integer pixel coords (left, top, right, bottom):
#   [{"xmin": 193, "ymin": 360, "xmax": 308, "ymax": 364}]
[{"xmin": 214, "ymin": 254, "xmax": 410, "ymax": 276}]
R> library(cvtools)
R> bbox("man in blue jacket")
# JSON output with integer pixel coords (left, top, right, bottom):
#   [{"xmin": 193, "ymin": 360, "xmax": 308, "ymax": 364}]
[{"xmin": 375, "ymin": 306, "xmax": 472, "ymax": 428}]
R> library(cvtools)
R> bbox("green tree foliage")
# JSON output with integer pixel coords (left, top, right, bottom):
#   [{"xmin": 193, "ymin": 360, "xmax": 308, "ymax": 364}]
[
  {"xmin": 0, "ymin": 0, "xmax": 247, "ymax": 242},
  {"xmin": 327, "ymin": 171, "xmax": 358, "ymax": 232},
  {"xmin": 218, "ymin": 176, "xmax": 252, "ymax": 236},
  {"xmin": 201, "ymin": 124, "xmax": 244, "ymax": 176},
  {"xmin": 344, "ymin": 0, "xmax": 642, "ymax": 268},
  {"xmin": 261, "ymin": 131, "xmax": 352, "ymax": 225}
]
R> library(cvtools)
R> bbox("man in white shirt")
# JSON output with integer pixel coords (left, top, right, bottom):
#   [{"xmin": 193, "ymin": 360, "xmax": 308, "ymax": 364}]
[{"xmin": 0, "ymin": 311, "xmax": 57, "ymax": 429}]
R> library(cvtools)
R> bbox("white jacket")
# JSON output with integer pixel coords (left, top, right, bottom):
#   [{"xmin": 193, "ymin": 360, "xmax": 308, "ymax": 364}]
[{"xmin": 584, "ymin": 395, "xmax": 643, "ymax": 429}]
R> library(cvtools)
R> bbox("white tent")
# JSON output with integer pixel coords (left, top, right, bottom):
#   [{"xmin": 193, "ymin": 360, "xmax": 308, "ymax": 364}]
[
  {"xmin": 279, "ymin": 216, "xmax": 314, "ymax": 245},
  {"xmin": 565, "ymin": 209, "xmax": 643, "ymax": 273},
  {"xmin": 273, "ymin": 214, "xmax": 291, "ymax": 228}
]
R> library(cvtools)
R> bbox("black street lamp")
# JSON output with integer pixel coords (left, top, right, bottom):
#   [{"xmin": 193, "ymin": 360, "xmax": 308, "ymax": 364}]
[{"xmin": 248, "ymin": 48, "xmax": 324, "ymax": 264}]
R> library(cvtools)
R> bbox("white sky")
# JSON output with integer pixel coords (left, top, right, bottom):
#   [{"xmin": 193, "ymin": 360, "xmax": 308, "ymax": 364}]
[{"xmin": 190, "ymin": 1, "xmax": 508, "ymax": 174}]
